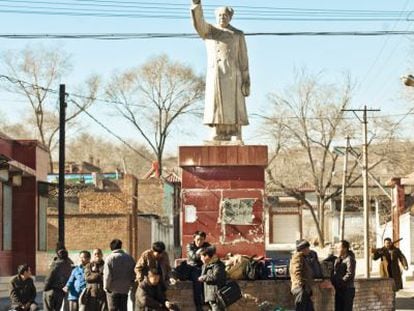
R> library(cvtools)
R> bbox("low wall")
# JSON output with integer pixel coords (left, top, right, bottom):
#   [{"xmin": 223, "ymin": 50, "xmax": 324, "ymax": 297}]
[
  {"xmin": 167, "ymin": 278, "xmax": 395, "ymax": 311},
  {"xmin": 353, "ymin": 278, "xmax": 395, "ymax": 311}
]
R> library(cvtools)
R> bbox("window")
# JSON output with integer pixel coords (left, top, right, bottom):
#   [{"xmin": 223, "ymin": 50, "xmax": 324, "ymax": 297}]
[
  {"xmin": 38, "ymin": 196, "xmax": 47, "ymax": 251},
  {"xmin": 3, "ymin": 185, "xmax": 12, "ymax": 251}
]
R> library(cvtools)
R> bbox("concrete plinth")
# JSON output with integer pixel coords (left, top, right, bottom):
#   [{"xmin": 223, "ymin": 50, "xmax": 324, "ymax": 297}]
[{"xmin": 179, "ymin": 145, "xmax": 268, "ymax": 257}]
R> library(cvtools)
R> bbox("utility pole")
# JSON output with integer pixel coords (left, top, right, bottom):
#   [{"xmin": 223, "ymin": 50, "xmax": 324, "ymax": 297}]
[
  {"xmin": 58, "ymin": 84, "xmax": 67, "ymax": 247},
  {"xmin": 339, "ymin": 136, "xmax": 350, "ymax": 241},
  {"xmin": 342, "ymin": 106, "xmax": 380, "ymax": 278}
]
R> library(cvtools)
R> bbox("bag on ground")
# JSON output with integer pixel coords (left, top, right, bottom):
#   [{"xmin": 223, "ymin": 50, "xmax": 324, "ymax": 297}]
[{"xmin": 216, "ymin": 280, "xmax": 242, "ymax": 307}]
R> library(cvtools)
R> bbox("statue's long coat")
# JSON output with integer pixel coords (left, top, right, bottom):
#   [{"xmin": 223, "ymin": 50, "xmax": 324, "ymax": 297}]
[{"xmin": 191, "ymin": 4, "xmax": 250, "ymax": 126}]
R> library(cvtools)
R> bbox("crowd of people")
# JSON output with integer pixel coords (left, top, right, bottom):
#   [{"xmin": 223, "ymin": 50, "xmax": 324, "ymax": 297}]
[{"xmin": 8, "ymin": 232, "xmax": 409, "ymax": 311}]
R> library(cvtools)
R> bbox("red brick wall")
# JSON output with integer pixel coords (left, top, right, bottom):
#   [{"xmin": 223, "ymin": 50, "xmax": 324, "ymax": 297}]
[
  {"xmin": 47, "ymin": 213, "xmax": 130, "ymax": 251},
  {"xmin": 137, "ymin": 217, "xmax": 152, "ymax": 257},
  {"xmin": 12, "ymin": 176, "xmax": 37, "ymax": 274},
  {"xmin": 179, "ymin": 146, "xmax": 267, "ymax": 258},
  {"xmin": 79, "ymin": 192, "xmax": 130, "ymax": 214}
]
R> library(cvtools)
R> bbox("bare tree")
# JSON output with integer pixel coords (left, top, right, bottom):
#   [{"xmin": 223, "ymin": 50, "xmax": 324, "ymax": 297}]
[
  {"xmin": 262, "ymin": 71, "xmax": 400, "ymax": 245},
  {"xmin": 1, "ymin": 45, "xmax": 99, "ymax": 172},
  {"xmin": 67, "ymin": 133, "xmax": 152, "ymax": 177},
  {"xmin": 105, "ymin": 54, "xmax": 204, "ymax": 175}
]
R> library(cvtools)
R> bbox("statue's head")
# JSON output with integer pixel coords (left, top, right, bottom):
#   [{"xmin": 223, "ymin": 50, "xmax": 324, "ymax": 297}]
[{"xmin": 215, "ymin": 6, "xmax": 234, "ymax": 28}]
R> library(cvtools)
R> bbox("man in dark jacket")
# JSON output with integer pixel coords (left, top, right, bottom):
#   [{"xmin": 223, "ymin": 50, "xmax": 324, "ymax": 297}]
[
  {"xmin": 84, "ymin": 248, "xmax": 107, "ymax": 311},
  {"xmin": 373, "ymin": 237, "xmax": 408, "ymax": 290},
  {"xmin": 136, "ymin": 269, "xmax": 178, "ymax": 311},
  {"xmin": 186, "ymin": 231, "xmax": 211, "ymax": 311},
  {"xmin": 305, "ymin": 250, "xmax": 323, "ymax": 279},
  {"xmin": 331, "ymin": 240, "xmax": 356, "ymax": 311},
  {"xmin": 289, "ymin": 240, "xmax": 314, "ymax": 311},
  {"xmin": 198, "ymin": 246, "xmax": 226, "ymax": 311},
  {"xmin": 104, "ymin": 239, "xmax": 136, "ymax": 311},
  {"xmin": 43, "ymin": 248, "xmax": 73, "ymax": 311},
  {"xmin": 9, "ymin": 264, "xmax": 38, "ymax": 311}
]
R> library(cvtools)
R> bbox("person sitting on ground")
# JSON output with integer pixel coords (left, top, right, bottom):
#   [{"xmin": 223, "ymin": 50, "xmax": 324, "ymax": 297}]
[
  {"xmin": 198, "ymin": 246, "xmax": 227, "ymax": 311},
  {"xmin": 43, "ymin": 248, "xmax": 73, "ymax": 311},
  {"xmin": 84, "ymin": 248, "xmax": 107, "ymax": 311},
  {"xmin": 136, "ymin": 269, "xmax": 179, "ymax": 311},
  {"xmin": 9, "ymin": 264, "xmax": 38, "ymax": 311},
  {"xmin": 63, "ymin": 250, "xmax": 91, "ymax": 311},
  {"xmin": 135, "ymin": 241, "xmax": 172, "ymax": 287},
  {"xmin": 186, "ymin": 231, "xmax": 211, "ymax": 311}
]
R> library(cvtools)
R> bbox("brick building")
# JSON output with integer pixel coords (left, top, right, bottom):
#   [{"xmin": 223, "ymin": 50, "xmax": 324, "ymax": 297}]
[
  {"xmin": 42, "ymin": 173, "xmax": 180, "ymax": 272},
  {"xmin": 0, "ymin": 134, "xmax": 48, "ymax": 276}
]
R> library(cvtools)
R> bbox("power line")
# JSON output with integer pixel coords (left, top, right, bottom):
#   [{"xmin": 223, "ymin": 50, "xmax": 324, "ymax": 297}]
[
  {"xmin": 356, "ymin": 0, "xmax": 411, "ymax": 98},
  {"xmin": 0, "ymin": 3, "xmax": 413, "ymax": 21},
  {"xmin": 2, "ymin": 0, "xmax": 413, "ymax": 16},
  {"xmin": 0, "ymin": 74, "xmax": 153, "ymax": 163},
  {"xmin": 2, "ymin": 74, "xmax": 413, "ymax": 122},
  {"xmin": 68, "ymin": 99, "xmax": 153, "ymax": 162},
  {"xmin": 1, "ymin": 31, "xmax": 414, "ymax": 40}
]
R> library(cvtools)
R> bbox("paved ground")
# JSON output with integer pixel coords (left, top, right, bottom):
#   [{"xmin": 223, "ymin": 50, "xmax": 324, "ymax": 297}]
[
  {"xmin": 1, "ymin": 280, "xmax": 413, "ymax": 311},
  {"xmin": 396, "ymin": 281, "xmax": 414, "ymax": 311}
]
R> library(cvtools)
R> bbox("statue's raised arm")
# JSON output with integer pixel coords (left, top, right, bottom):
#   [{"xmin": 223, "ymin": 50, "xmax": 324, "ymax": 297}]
[{"xmin": 191, "ymin": 0, "xmax": 212, "ymax": 39}]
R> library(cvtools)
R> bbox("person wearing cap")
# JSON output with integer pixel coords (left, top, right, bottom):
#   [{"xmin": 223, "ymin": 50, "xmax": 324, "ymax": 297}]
[{"xmin": 289, "ymin": 240, "xmax": 314, "ymax": 311}]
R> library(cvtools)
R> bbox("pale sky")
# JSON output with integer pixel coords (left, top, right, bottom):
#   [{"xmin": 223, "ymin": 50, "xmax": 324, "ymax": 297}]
[{"xmin": 1, "ymin": 0, "xmax": 414, "ymax": 156}]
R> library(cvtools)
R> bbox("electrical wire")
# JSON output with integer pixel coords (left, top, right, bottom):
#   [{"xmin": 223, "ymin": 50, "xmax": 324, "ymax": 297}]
[
  {"xmin": 1, "ymin": 31, "xmax": 414, "ymax": 40},
  {"xmin": 0, "ymin": 74, "xmax": 153, "ymax": 162},
  {"xmin": 2, "ymin": 73, "xmax": 413, "ymax": 130},
  {"xmin": 0, "ymin": 1, "xmax": 413, "ymax": 21},
  {"xmin": 68, "ymin": 99, "xmax": 153, "ymax": 162}
]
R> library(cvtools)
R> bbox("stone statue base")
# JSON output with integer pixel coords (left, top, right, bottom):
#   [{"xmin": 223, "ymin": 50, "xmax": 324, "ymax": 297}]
[
  {"xmin": 179, "ymin": 145, "xmax": 268, "ymax": 257},
  {"xmin": 203, "ymin": 138, "xmax": 244, "ymax": 146}
]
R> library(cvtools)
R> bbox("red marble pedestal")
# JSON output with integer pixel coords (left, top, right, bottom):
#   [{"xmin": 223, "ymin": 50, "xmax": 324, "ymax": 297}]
[{"xmin": 179, "ymin": 145, "xmax": 268, "ymax": 257}]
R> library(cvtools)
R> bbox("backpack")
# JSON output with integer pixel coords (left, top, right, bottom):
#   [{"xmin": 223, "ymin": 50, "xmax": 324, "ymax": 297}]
[
  {"xmin": 244, "ymin": 256, "xmax": 265, "ymax": 280},
  {"xmin": 171, "ymin": 260, "xmax": 192, "ymax": 281}
]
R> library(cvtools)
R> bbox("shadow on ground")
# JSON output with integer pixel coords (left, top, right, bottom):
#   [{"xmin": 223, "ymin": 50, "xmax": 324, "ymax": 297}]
[{"xmin": 396, "ymin": 297, "xmax": 414, "ymax": 310}]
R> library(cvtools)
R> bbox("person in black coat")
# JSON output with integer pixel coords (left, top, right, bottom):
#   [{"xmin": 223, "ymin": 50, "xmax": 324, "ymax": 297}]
[
  {"xmin": 136, "ymin": 269, "xmax": 178, "ymax": 311},
  {"xmin": 9, "ymin": 264, "xmax": 38, "ymax": 311},
  {"xmin": 331, "ymin": 240, "xmax": 356, "ymax": 311},
  {"xmin": 43, "ymin": 248, "xmax": 73, "ymax": 311},
  {"xmin": 198, "ymin": 246, "xmax": 226, "ymax": 311},
  {"xmin": 186, "ymin": 231, "xmax": 211, "ymax": 311},
  {"xmin": 84, "ymin": 248, "xmax": 107, "ymax": 311}
]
